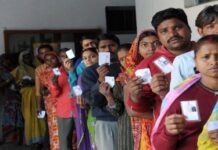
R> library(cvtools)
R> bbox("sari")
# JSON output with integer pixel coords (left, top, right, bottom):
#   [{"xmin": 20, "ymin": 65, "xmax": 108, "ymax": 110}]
[
  {"xmin": 0, "ymin": 54, "xmax": 23, "ymax": 144},
  {"xmin": 198, "ymin": 102, "xmax": 218, "ymax": 149},
  {"xmin": 151, "ymin": 74, "xmax": 218, "ymax": 149},
  {"xmin": 35, "ymin": 64, "xmax": 59, "ymax": 150},
  {"xmin": 68, "ymin": 62, "xmax": 95, "ymax": 150},
  {"xmin": 11, "ymin": 51, "xmax": 46, "ymax": 145},
  {"xmin": 125, "ymin": 30, "xmax": 154, "ymax": 150}
]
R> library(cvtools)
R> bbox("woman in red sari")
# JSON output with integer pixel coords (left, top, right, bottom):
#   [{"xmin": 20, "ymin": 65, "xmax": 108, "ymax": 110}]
[
  {"xmin": 124, "ymin": 30, "xmax": 161, "ymax": 150},
  {"xmin": 35, "ymin": 45, "xmax": 61, "ymax": 150}
]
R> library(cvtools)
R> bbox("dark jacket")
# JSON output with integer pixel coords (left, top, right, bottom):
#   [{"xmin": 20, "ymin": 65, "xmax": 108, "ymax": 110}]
[{"xmin": 81, "ymin": 63, "xmax": 120, "ymax": 121}]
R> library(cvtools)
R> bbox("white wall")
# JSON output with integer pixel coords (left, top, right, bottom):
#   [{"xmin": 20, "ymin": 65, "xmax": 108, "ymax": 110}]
[
  {"xmin": 135, "ymin": 0, "xmax": 218, "ymax": 41},
  {"xmin": 0, "ymin": 0, "xmax": 135, "ymax": 54}
]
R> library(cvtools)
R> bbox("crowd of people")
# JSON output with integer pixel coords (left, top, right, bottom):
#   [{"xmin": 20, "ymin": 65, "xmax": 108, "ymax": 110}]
[{"xmin": 0, "ymin": 4, "xmax": 218, "ymax": 150}]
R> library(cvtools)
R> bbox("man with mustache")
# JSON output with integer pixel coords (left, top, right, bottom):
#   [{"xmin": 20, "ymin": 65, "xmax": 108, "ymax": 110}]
[
  {"xmin": 81, "ymin": 33, "xmax": 121, "ymax": 150},
  {"xmin": 170, "ymin": 4, "xmax": 218, "ymax": 89},
  {"xmin": 127, "ymin": 8, "xmax": 194, "ymax": 119}
]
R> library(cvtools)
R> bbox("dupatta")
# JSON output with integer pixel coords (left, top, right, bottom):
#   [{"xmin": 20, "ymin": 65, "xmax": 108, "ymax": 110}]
[{"xmin": 152, "ymin": 73, "xmax": 218, "ymax": 149}]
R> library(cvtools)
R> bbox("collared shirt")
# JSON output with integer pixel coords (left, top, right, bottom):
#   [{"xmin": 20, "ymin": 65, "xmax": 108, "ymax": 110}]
[{"xmin": 170, "ymin": 50, "xmax": 195, "ymax": 90}]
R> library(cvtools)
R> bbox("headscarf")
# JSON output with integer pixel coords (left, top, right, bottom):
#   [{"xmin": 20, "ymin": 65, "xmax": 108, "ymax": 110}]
[
  {"xmin": 125, "ymin": 29, "xmax": 156, "ymax": 78},
  {"xmin": 43, "ymin": 51, "xmax": 58, "ymax": 60},
  {"xmin": 11, "ymin": 50, "xmax": 35, "ymax": 83},
  {"xmin": 18, "ymin": 50, "xmax": 31, "ymax": 65}
]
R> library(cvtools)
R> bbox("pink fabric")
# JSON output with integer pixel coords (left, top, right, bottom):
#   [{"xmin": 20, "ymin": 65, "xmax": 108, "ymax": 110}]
[{"xmin": 151, "ymin": 74, "xmax": 201, "ymax": 150}]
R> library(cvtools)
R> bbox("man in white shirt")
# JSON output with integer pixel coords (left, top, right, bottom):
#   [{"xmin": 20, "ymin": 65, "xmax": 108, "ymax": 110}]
[{"xmin": 170, "ymin": 4, "xmax": 218, "ymax": 89}]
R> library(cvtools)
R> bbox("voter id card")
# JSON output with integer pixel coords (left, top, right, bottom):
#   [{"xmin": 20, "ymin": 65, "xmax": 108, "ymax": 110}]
[
  {"xmin": 66, "ymin": 49, "xmax": 75, "ymax": 59},
  {"xmin": 105, "ymin": 76, "xmax": 115, "ymax": 88},
  {"xmin": 180, "ymin": 100, "xmax": 200, "ymax": 121},
  {"xmin": 98, "ymin": 52, "xmax": 110, "ymax": 66},
  {"xmin": 135, "ymin": 68, "xmax": 152, "ymax": 84},
  {"xmin": 153, "ymin": 56, "xmax": 173, "ymax": 74},
  {"xmin": 53, "ymin": 68, "xmax": 61, "ymax": 76}
]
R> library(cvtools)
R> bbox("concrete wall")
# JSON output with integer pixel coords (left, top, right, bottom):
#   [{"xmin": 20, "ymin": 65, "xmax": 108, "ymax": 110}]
[
  {"xmin": 0, "ymin": 0, "xmax": 135, "ymax": 54},
  {"xmin": 135, "ymin": 0, "xmax": 218, "ymax": 40}
]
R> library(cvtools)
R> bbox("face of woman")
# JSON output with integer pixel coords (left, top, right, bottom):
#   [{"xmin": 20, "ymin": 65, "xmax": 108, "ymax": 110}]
[
  {"xmin": 82, "ymin": 51, "xmax": 98, "ymax": 67},
  {"xmin": 195, "ymin": 43, "xmax": 218, "ymax": 79},
  {"xmin": 44, "ymin": 54, "xmax": 59, "ymax": 68},
  {"xmin": 117, "ymin": 49, "xmax": 128, "ymax": 68},
  {"xmin": 59, "ymin": 51, "xmax": 68, "ymax": 64},
  {"xmin": 23, "ymin": 53, "xmax": 33, "ymax": 66},
  {"xmin": 138, "ymin": 35, "xmax": 160, "ymax": 58}
]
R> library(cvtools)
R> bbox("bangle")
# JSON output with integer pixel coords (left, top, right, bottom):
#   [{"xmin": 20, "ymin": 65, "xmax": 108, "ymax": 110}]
[
  {"xmin": 107, "ymin": 103, "xmax": 116, "ymax": 109},
  {"xmin": 127, "ymin": 96, "xmax": 147, "ymax": 113}
]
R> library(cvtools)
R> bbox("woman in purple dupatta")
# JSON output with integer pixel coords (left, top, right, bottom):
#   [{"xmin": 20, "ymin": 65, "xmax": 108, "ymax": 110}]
[{"xmin": 65, "ymin": 47, "xmax": 98, "ymax": 150}]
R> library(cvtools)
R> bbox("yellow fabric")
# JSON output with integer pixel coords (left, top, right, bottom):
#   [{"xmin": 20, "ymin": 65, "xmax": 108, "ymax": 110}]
[
  {"xmin": 139, "ymin": 119, "xmax": 153, "ymax": 150},
  {"xmin": 33, "ymin": 57, "xmax": 42, "ymax": 67},
  {"xmin": 198, "ymin": 102, "xmax": 218, "ymax": 150},
  {"xmin": 11, "ymin": 63, "xmax": 46, "ymax": 145},
  {"xmin": 11, "ymin": 64, "xmax": 35, "ymax": 83},
  {"xmin": 35, "ymin": 64, "xmax": 48, "ymax": 96},
  {"xmin": 20, "ymin": 87, "xmax": 46, "ymax": 145}
]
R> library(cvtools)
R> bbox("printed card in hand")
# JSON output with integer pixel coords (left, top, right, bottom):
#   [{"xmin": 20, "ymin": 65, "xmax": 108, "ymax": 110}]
[
  {"xmin": 37, "ymin": 111, "xmax": 46, "ymax": 119},
  {"xmin": 72, "ymin": 85, "xmax": 83, "ymax": 96},
  {"xmin": 153, "ymin": 56, "xmax": 173, "ymax": 74},
  {"xmin": 180, "ymin": 100, "xmax": 200, "ymax": 121},
  {"xmin": 105, "ymin": 76, "xmax": 115, "ymax": 88},
  {"xmin": 208, "ymin": 121, "xmax": 218, "ymax": 131},
  {"xmin": 53, "ymin": 68, "xmax": 61, "ymax": 76},
  {"xmin": 98, "ymin": 52, "xmax": 110, "ymax": 66},
  {"xmin": 135, "ymin": 68, "xmax": 152, "ymax": 84},
  {"xmin": 66, "ymin": 49, "xmax": 75, "ymax": 59}
]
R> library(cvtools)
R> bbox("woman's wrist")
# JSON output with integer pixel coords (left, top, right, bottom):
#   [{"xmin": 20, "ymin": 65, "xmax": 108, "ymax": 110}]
[{"xmin": 106, "ymin": 94, "xmax": 115, "ymax": 105}]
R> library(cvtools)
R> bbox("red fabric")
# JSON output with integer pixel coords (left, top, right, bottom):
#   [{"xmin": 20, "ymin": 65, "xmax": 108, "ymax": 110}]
[
  {"xmin": 48, "ymin": 66, "xmax": 77, "ymax": 118},
  {"xmin": 152, "ymin": 83, "xmax": 217, "ymax": 150},
  {"xmin": 127, "ymin": 46, "xmax": 175, "ymax": 118},
  {"xmin": 127, "ymin": 96, "xmax": 152, "ymax": 113}
]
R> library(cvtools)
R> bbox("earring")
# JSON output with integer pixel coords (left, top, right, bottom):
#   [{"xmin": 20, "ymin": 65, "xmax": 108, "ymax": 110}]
[{"xmin": 194, "ymin": 67, "xmax": 199, "ymax": 74}]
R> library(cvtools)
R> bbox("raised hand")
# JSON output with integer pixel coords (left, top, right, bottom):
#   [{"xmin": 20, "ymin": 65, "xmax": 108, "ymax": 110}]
[
  {"xmin": 97, "ymin": 64, "xmax": 109, "ymax": 83},
  {"xmin": 150, "ymin": 73, "xmax": 169, "ymax": 98},
  {"xmin": 126, "ymin": 77, "xmax": 144, "ymax": 102}
]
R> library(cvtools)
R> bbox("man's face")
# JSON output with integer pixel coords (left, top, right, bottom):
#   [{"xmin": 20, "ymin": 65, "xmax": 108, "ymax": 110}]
[
  {"xmin": 38, "ymin": 48, "xmax": 51, "ymax": 62},
  {"xmin": 198, "ymin": 19, "xmax": 218, "ymax": 36},
  {"xmin": 157, "ymin": 18, "xmax": 191, "ymax": 51},
  {"xmin": 82, "ymin": 39, "xmax": 97, "ymax": 49},
  {"xmin": 98, "ymin": 40, "xmax": 118, "ymax": 53}
]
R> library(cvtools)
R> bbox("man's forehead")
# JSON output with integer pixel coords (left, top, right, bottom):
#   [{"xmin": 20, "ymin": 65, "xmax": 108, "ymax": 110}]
[
  {"xmin": 157, "ymin": 18, "xmax": 187, "ymax": 29},
  {"xmin": 99, "ymin": 39, "xmax": 116, "ymax": 45}
]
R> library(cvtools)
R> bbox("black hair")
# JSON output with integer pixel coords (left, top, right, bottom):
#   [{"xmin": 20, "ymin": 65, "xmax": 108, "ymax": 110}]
[
  {"xmin": 151, "ymin": 8, "xmax": 190, "ymax": 30},
  {"xmin": 58, "ymin": 48, "xmax": 69, "ymax": 56},
  {"xmin": 80, "ymin": 35, "xmax": 97, "ymax": 45},
  {"xmin": 195, "ymin": 34, "xmax": 218, "ymax": 56},
  {"xmin": 195, "ymin": 5, "xmax": 218, "ymax": 28},
  {"xmin": 97, "ymin": 33, "xmax": 120, "ymax": 47},
  {"xmin": 82, "ymin": 47, "xmax": 98, "ymax": 56},
  {"xmin": 37, "ymin": 44, "xmax": 53, "ymax": 53},
  {"xmin": 138, "ymin": 30, "xmax": 158, "ymax": 44},
  {"xmin": 117, "ymin": 43, "xmax": 131, "ymax": 53}
]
